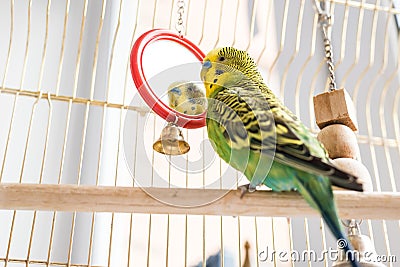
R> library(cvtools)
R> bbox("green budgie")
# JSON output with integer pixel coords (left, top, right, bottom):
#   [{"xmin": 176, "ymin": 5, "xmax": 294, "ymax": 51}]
[{"xmin": 201, "ymin": 47, "xmax": 363, "ymax": 267}]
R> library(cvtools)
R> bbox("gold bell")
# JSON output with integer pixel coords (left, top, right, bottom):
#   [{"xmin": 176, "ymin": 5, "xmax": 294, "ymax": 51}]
[
  {"xmin": 333, "ymin": 220, "xmax": 385, "ymax": 267},
  {"xmin": 153, "ymin": 123, "xmax": 190, "ymax": 155}
]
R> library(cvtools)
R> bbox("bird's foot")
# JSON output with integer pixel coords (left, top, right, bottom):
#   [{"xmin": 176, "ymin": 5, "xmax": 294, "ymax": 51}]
[{"xmin": 238, "ymin": 184, "xmax": 257, "ymax": 199}]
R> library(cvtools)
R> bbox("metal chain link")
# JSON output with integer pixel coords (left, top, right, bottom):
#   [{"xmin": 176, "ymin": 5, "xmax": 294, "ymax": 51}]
[
  {"xmin": 315, "ymin": 0, "xmax": 337, "ymax": 91},
  {"xmin": 175, "ymin": 0, "xmax": 185, "ymax": 38}
]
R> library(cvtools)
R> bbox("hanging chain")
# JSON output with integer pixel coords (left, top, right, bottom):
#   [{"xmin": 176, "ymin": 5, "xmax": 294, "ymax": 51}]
[
  {"xmin": 175, "ymin": 0, "xmax": 185, "ymax": 38},
  {"xmin": 315, "ymin": 0, "xmax": 337, "ymax": 91}
]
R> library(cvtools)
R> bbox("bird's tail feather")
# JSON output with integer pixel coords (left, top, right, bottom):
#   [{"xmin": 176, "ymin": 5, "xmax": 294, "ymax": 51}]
[
  {"xmin": 295, "ymin": 172, "xmax": 360, "ymax": 267},
  {"xmin": 319, "ymin": 209, "xmax": 360, "ymax": 267}
]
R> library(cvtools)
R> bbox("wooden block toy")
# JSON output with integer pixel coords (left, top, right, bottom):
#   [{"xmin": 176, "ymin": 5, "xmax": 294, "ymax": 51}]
[{"xmin": 313, "ymin": 88, "xmax": 358, "ymax": 131}]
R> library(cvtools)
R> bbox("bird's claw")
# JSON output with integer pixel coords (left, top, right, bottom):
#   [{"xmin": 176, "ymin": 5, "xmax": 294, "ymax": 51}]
[{"xmin": 238, "ymin": 184, "xmax": 257, "ymax": 199}]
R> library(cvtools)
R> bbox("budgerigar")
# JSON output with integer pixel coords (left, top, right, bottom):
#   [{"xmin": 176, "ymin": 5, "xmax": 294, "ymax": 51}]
[
  {"xmin": 201, "ymin": 47, "xmax": 362, "ymax": 267},
  {"xmin": 168, "ymin": 81, "xmax": 206, "ymax": 115}
]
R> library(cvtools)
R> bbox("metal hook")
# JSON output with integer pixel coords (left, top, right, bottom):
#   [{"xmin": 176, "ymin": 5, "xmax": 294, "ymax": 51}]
[
  {"xmin": 314, "ymin": 0, "xmax": 327, "ymax": 15},
  {"xmin": 314, "ymin": 0, "xmax": 333, "ymax": 28},
  {"xmin": 341, "ymin": 219, "xmax": 363, "ymax": 227},
  {"xmin": 314, "ymin": 0, "xmax": 330, "ymax": 16},
  {"xmin": 341, "ymin": 219, "xmax": 363, "ymax": 235},
  {"xmin": 167, "ymin": 113, "xmax": 179, "ymax": 126}
]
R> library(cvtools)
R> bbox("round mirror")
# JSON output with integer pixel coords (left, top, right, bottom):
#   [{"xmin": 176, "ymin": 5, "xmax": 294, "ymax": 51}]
[{"xmin": 130, "ymin": 29, "xmax": 206, "ymax": 129}]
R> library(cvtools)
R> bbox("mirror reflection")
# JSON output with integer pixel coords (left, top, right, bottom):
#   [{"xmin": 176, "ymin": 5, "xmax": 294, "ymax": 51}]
[
  {"xmin": 167, "ymin": 81, "xmax": 206, "ymax": 115},
  {"xmin": 142, "ymin": 40, "xmax": 206, "ymax": 116}
]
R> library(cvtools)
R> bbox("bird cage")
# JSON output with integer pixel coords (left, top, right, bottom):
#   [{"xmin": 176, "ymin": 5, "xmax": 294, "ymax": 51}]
[{"xmin": 0, "ymin": 0, "xmax": 400, "ymax": 266}]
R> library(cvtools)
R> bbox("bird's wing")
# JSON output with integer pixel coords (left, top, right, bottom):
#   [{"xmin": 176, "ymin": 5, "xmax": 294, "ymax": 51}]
[{"xmin": 209, "ymin": 85, "xmax": 363, "ymax": 192}]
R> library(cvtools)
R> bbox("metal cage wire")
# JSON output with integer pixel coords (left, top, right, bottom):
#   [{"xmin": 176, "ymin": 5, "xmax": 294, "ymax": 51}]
[{"xmin": 0, "ymin": 0, "xmax": 399, "ymax": 266}]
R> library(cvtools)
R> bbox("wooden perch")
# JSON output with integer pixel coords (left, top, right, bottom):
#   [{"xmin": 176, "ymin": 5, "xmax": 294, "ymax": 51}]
[{"xmin": 0, "ymin": 183, "xmax": 399, "ymax": 220}]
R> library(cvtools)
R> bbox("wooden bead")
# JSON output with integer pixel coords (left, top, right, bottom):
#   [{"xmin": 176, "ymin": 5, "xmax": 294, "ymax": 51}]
[
  {"xmin": 332, "ymin": 158, "xmax": 373, "ymax": 192},
  {"xmin": 313, "ymin": 88, "xmax": 358, "ymax": 131},
  {"xmin": 317, "ymin": 124, "xmax": 360, "ymax": 159}
]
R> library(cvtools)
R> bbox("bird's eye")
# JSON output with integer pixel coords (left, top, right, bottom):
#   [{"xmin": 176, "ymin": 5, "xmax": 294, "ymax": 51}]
[{"xmin": 218, "ymin": 56, "xmax": 225, "ymax": 61}]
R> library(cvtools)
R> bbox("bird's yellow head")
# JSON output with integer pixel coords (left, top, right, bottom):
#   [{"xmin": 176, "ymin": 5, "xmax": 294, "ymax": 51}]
[{"xmin": 201, "ymin": 47, "xmax": 262, "ymax": 97}]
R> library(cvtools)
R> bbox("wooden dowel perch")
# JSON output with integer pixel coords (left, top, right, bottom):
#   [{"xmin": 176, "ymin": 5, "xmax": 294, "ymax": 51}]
[{"xmin": 0, "ymin": 183, "xmax": 399, "ymax": 220}]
